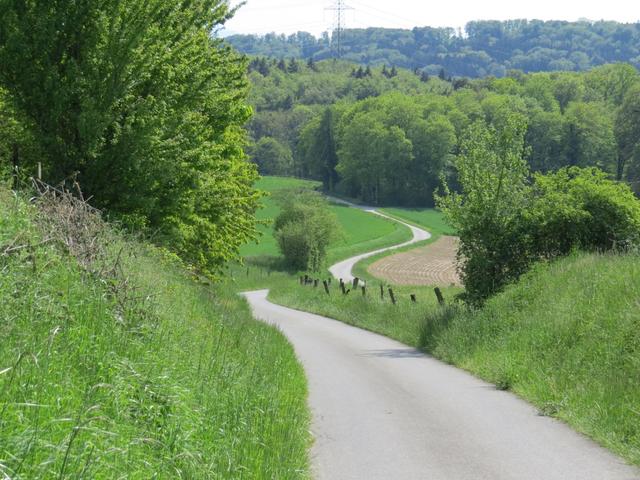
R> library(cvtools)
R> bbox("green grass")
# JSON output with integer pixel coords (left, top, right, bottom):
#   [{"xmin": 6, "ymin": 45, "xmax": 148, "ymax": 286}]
[
  {"xmin": 379, "ymin": 207, "xmax": 454, "ymax": 236},
  {"xmin": 425, "ymin": 253, "xmax": 640, "ymax": 466},
  {"xmin": 241, "ymin": 176, "xmax": 412, "ymax": 265},
  {"xmin": 241, "ymin": 176, "xmax": 321, "ymax": 257},
  {"xmin": 325, "ymin": 204, "xmax": 411, "ymax": 265},
  {"xmin": 270, "ymin": 252, "xmax": 640, "ymax": 467},
  {"xmin": 268, "ymin": 277, "xmax": 461, "ymax": 350},
  {"xmin": 0, "ymin": 188, "xmax": 310, "ymax": 479}
]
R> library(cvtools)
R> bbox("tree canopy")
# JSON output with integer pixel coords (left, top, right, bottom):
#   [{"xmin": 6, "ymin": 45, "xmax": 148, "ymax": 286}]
[{"xmin": 0, "ymin": 0, "xmax": 260, "ymax": 274}]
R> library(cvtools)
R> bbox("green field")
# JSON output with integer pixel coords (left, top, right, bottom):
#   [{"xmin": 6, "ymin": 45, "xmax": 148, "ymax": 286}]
[
  {"xmin": 241, "ymin": 176, "xmax": 412, "ymax": 265},
  {"xmin": 380, "ymin": 207, "xmax": 454, "ymax": 236},
  {"xmin": 240, "ymin": 176, "xmax": 321, "ymax": 257},
  {"xmin": 0, "ymin": 188, "xmax": 310, "ymax": 479}
]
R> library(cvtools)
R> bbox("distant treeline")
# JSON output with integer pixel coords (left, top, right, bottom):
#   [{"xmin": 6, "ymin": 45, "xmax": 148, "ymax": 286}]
[
  {"xmin": 228, "ymin": 20, "xmax": 640, "ymax": 77},
  {"xmin": 244, "ymin": 59, "xmax": 640, "ymax": 206}
]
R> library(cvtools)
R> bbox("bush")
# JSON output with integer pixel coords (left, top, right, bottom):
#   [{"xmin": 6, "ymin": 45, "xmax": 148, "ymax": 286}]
[
  {"xmin": 529, "ymin": 167, "xmax": 640, "ymax": 254},
  {"xmin": 274, "ymin": 190, "xmax": 340, "ymax": 271},
  {"xmin": 439, "ymin": 114, "xmax": 640, "ymax": 305}
]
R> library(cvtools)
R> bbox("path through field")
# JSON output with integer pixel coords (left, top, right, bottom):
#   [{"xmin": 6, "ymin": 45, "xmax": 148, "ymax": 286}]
[
  {"xmin": 244, "ymin": 290, "xmax": 640, "ymax": 480},
  {"xmin": 369, "ymin": 235, "xmax": 462, "ymax": 286},
  {"xmin": 327, "ymin": 198, "xmax": 430, "ymax": 283}
]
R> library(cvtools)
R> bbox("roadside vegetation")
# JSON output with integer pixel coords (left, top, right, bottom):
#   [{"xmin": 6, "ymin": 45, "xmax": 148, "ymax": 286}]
[
  {"xmin": 268, "ymin": 252, "xmax": 640, "ymax": 466},
  {"xmin": 240, "ymin": 176, "xmax": 412, "ymax": 267},
  {"xmin": 0, "ymin": 186, "xmax": 310, "ymax": 479}
]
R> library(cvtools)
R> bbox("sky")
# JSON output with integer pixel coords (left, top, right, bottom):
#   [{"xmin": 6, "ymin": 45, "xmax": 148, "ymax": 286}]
[{"xmin": 225, "ymin": 0, "xmax": 639, "ymax": 36}]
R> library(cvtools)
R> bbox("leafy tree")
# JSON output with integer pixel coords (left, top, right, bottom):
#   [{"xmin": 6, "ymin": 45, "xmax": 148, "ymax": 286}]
[
  {"xmin": 0, "ymin": 0, "xmax": 259, "ymax": 274},
  {"xmin": 250, "ymin": 137, "xmax": 293, "ymax": 175},
  {"xmin": 437, "ymin": 114, "xmax": 531, "ymax": 304},
  {"xmin": 564, "ymin": 102, "xmax": 617, "ymax": 173},
  {"xmin": 274, "ymin": 191, "xmax": 340, "ymax": 271},
  {"xmin": 615, "ymin": 83, "xmax": 640, "ymax": 183}
]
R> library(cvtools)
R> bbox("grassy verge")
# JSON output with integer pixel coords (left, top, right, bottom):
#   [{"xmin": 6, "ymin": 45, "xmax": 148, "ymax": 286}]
[
  {"xmin": 426, "ymin": 253, "xmax": 640, "ymax": 466},
  {"xmin": 268, "ymin": 276, "xmax": 460, "ymax": 348},
  {"xmin": 270, "ymin": 251, "xmax": 640, "ymax": 467},
  {"xmin": 0, "ymin": 188, "xmax": 310, "ymax": 479}
]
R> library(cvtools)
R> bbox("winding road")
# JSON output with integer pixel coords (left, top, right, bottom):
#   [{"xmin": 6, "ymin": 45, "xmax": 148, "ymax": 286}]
[
  {"xmin": 327, "ymin": 198, "xmax": 431, "ymax": 283},
  {"xmin": 244, "ymin": 290, "xmax": 640, "ymax": 480}
]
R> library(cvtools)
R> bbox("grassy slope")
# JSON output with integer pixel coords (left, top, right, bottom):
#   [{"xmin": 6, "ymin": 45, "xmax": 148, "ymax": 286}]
[
  {"xmin": 241, "ymin": 176, "xmax": 412, "ymax": 264},
  {"xmin": 379, "ymin": 207, "xmax": 455, "ymax": 236},
  {"xmin": 0, "ymin": 190, "xmax": 309, "ymax": 479},
  {"xmin": 430, "ymin": 254, "xmax": 640, "ymax": 466},
  {"xmin": 270, "ymin": 252, "xmax": 640, "ymax": 467}
]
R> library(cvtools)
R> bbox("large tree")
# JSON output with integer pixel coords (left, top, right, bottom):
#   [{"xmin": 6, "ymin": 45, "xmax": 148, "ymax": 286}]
[{"xmin": 0, "ymin": 0, "xmax": 259, "ymax": 273}]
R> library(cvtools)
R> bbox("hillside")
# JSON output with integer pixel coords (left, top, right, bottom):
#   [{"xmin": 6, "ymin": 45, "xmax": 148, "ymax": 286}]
[
  {"xmin": 0, "ymin": 187, "xmax": 310, "ymax": 478},
  {"xmin": 268, "ymin": 253, "xmax": 640, "ymax": 466},
  {"xmin": 228, "ymin": 20, "xmax": 640, "ymax": 77}
]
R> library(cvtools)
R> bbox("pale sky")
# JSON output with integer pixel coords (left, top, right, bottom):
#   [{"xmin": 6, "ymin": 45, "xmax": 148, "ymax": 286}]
[{"xmin": 225, "ymin": 0, "xmax": 639, "ymax": 36}]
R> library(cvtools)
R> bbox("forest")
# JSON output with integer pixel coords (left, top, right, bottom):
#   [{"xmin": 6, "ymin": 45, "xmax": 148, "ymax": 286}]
[
  {"xmin": 228, "ymin": 20, "xmax": 640, "ymax": 77},
  {"xmin": 244, "ymin": 58, "xmax": 640, "ymax": 206}
]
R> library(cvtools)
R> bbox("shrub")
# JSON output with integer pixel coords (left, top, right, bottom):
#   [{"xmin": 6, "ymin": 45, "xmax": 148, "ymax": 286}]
[
  {"xmin": 274, "ymin": 190, "xmax": 340, "ymax": 271},
  {"xmin": 439, "ymin": 115, "xmax": 640, "ymax": 305}
]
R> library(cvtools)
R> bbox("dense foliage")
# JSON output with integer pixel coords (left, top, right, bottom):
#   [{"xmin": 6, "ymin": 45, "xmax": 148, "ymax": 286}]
[
  {"xmin": 438, "ymin": 115, "xmax": 640, "ymax": 304},
  {"xmin": 244, "ymin": 60, "xmax": 640, "ymax": 207},
  {"xmin": 0, "ymin": 0, "xmax": 259, "ymax": 274},
  {"xmin": 228, "ymin": 21, "xmax": 640, "ymax": 77},
  {"xmin": 274, "ymin": 190, "xmax": 340, "ymax": 271}
]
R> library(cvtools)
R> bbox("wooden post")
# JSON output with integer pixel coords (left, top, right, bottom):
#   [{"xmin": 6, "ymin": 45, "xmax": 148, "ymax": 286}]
[
  {"xmin": 340, "ymin": 280, "xmax": 346, "ymax": 295},
  {"xmin": 37, "ymin": 162, "xmax": 42, "ymax": 181},
  {"xmin": 328, "ymin": 278, "xmax": 332, "ymax": 285},
  {"xmin": 388, "ymin": 288, "xmax": 396, "ymax": 305},
  {"xmin": 353, "ymin": 277, "xmax": 359, "ymax": 289},
  {"xmin": 434, "ymin": 287, "xmax": 445, "ymax": 306},
  {"xmin": 300, "ymin": 276, "xmax": 304, "ymax": 285},
  {"xmin": 323, "ymin": 280, "xmax": 330, "ymax": 295},
  {"xmin": 380, "ymin": 284, "xmax": 384, "ymax": 299},
  {"xmin": 314, "ymin": 279, "xmax": 319, "ymax": 288},
  {"xmin": 410, "ymin": 294, "xmax": 417, "ymax": 303},
  {"xmin": 304, "ymin": 274, "xmax": 309, "ymax": 285},
  {"xmin": 361, "ymin": 286, "xmax": 366, "ymax": 296}
]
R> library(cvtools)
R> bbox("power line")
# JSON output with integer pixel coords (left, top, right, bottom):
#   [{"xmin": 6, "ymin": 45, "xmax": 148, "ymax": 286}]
[{"xmin": 325, "ymin": 0, "xmax": 354, "ymax": 57}]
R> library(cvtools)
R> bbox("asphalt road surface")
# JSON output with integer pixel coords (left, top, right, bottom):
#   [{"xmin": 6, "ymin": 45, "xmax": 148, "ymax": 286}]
[{"xmin": 243, "ymin": 290, "xmax": 640, "ymax": 480}]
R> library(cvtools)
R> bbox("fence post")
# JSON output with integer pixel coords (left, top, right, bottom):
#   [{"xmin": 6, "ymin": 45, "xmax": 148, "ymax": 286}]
[
  {"xmin": 361, "ymin": 286, "xmax": 366, "ymax": 296},
  {"xmin": 388, "ymin": 288, "xmax": 396, "ymax": 305},
  {"xmin": 380, "ymin": 284, "xmax": 384, "ymax": 299},
  {"xmin": 314, "ymin": 279, "xmax": 319, "ymax": 288},
  {"xmin": 323, "ymin": 280, "xmax": 330, "ymax": 295},
  {"xmin": 353, "ymin": 277, "xmax": 359, "ymax": 289},
  {"xmin": 410, "ymin": 294, "xmax": 417, "ymax": 303},
  {"xmin": 340, "ymin": 279, "xmax": 347, "ymax": 295},
  {"xmin": 434, "ymin": 287, "xmax": 445, "ymax": 306}
]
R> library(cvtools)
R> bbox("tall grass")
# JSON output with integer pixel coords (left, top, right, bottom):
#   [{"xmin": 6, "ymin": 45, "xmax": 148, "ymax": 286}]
[
  {"xmin": 427, "ymin": 253, "xmax": 640, "ymax": 466},
  {"xmin": 0, "ymin": 189, "xmax": 310, "ymax": 479},
  {"xmin": 269, "ymin": 251, "xmax": 640, "ymax": 467}
]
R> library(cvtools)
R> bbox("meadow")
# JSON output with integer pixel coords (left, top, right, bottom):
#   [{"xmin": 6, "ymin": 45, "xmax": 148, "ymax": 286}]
[
  {"xmin": 240, "ymin": 176, "xmax": 412, "ymax": 265},
  {"xmin": 0, "ymin": 188, "xmax": 310, "ymax": 479}
]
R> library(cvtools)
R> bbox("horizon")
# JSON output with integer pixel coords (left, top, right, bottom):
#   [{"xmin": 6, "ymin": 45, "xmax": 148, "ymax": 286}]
[{"xmin": 226, "ymin": 0, "xmax": 639, "ymax": 37}]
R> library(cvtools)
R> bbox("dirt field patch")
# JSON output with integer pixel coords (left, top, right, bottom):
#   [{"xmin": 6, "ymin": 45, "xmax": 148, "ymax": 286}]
[{"xmin": 368, "ymin": 236, "xmax": 461, "ymax": 286}]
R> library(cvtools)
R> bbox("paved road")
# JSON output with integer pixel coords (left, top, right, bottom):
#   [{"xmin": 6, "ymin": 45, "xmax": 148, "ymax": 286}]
[
  {"xmin": 243, "ymin": 290, "xmax": 640, "ymax": 480},
  {"xmin": 327, "ymin": 198, "xmax": 430, "ymax": 283}
]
